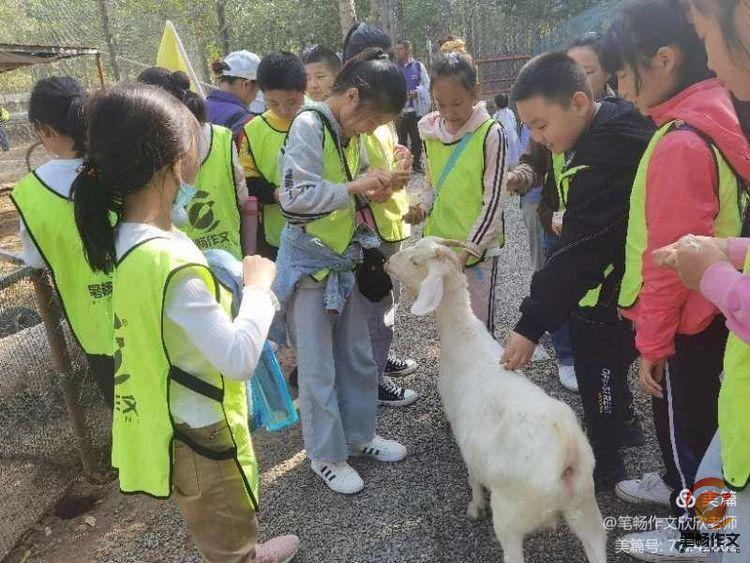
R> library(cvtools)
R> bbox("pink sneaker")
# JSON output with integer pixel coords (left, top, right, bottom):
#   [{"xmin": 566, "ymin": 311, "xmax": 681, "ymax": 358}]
[{"xmin": 254, "ymin": 534, "xmax": 299, "ymax": 563}]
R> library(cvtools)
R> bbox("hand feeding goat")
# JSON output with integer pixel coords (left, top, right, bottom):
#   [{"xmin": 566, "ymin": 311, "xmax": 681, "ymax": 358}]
[{"xmin": 386, "ymin": 237, "xmax": 606, "ymax": 563}]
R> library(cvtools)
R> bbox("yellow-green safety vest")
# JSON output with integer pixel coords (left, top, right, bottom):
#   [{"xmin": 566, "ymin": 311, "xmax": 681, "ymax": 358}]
[
  {"xmin": 293, "ymin": 109, "xmax": 359, "ymax": 256},
  {"xmin": 620, "ymin": 120, "xmax": 743, "ymax": 308},
  {"xmin": 243, "ymin": 114, "xmax": 287, "ymax": 248},
  {"xmin": 180, "ymin": 125, "xmax": 242, "ymax": 259},
  {"xmin": 721, "ymin": 250, "xmax": 750, "ymax": 490},
  {"xmin": 111, "ymin": 236, "xmax": 258, "ymax": 506},
  {"xmin": 548, "ymin": 153, "xmax": 610, "ymax": 307},
  {"xmin": 423, "ymin": 118, "xmax": 504, "ymax": 266},
  {"xmin": 361, "ymin": 125, "xmax": 410, "ymax": 243},
  {"xmin": 11, "ymin": 172, "xmax": 114, "ymax": 356}
]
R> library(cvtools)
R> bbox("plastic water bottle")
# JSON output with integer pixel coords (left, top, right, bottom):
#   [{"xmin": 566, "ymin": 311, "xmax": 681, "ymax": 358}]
[
  {"xmin": 249, "ymin": 342, "xmax": 298, "ymax": 432},
  {"xmin": 242, "ymin": 196, "xmax": 259, "ymax": 256}
]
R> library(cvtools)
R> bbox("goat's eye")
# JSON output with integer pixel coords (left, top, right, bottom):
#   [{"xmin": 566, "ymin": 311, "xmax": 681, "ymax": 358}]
[{"xmin": 410, "ymin": 258, "xmax": 419, "ymax": 266}]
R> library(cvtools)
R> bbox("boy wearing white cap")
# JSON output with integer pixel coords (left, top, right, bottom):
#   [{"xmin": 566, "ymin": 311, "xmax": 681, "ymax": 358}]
[{"xmin": 206, "ymin": 50, "xmax": 262, "ymax": 143}]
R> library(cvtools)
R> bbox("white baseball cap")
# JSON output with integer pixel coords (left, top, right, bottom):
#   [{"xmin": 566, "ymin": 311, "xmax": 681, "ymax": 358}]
[{"xmin": 222, "ymin": 50, "xmax": 260, "ymax": 81}]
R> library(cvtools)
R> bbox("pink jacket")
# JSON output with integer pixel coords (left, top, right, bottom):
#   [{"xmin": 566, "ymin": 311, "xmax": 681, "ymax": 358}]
[
  {"xmin": 622, "ymin": 80, "xmax": 750, "ymax": 361},
  {"xmin": 701, "ymin": 238, "xmax": 750, "ymax": 344}
]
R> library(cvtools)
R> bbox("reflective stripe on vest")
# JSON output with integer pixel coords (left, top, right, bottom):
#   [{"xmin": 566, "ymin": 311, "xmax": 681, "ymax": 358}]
[
  {"xmin": 111, "ymin": 237, "xmax": 258, "ymax": 505},
  {"xmin": 180, "ymin": 125, "xmax": 242, "ymax": 259},
  {"xmin": 362, "ymin": 125, "xmax": 410, "ymax": 243},
  {"xmin": 619, "ymin": 120, "xmax": 743, "ymax": 308},
  {"xmin": 244, "ymin": 114, "xmax": 287, "ymax": 248},
  {"xmin": 720, "ymin": 249, "xmax": 750, "ymax": 490},
  {"xmin": 11, "ymin": 173, "xmax": 114, "ymax": 356},
  {"xmin": 423, "ymin": 119, "xmax": 503, "ymax": 266}
]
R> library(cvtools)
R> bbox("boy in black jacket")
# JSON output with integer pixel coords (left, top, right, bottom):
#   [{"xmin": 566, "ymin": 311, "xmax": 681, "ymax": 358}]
[{"xmin": 502, "ymin": 52, "xmax": 654, "ymax": 489}]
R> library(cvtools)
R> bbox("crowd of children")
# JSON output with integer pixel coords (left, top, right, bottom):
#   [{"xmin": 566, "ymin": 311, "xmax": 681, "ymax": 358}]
[{"xmin": 8, "ymin": 0, "xmax": 750, "ymax": 561}]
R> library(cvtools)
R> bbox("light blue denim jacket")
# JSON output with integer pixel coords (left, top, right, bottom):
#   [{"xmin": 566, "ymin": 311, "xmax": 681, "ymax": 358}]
[{"xmin": 272, "ymin": 223, "xmax": 380, "ymax": 314}]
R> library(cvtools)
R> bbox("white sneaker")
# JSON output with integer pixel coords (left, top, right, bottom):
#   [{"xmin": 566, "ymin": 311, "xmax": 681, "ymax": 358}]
[
  {"xmin": 310, "ymin": 460, "xmax": 364, "ymax": 494},
  {"xmin": 617, "ymin": 520, "xmax": 708, "ymax": 562},
  {"xmin": 558, "ymin": 364, "xmax": 579, "ymax": 392},
  {"xmin": 349, "ymin": 435, "xmax": 407, "ymax": 462},
  {"xmin": 616, "ymin": 472, "xmax": 673, "ymax": 507}
]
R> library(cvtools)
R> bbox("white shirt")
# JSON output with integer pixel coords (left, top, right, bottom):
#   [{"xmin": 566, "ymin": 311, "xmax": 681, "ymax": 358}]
[
  {"xmin": 115, "ymin": 223, "xmax": 275, "ymax": 427},
  {"xmin": 19, "ymin": 158, "xmax": 84, "ymax": 269}
]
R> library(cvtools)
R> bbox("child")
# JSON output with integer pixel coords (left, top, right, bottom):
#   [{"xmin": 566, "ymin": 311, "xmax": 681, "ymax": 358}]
[
  {"xmin": 11, "ymin": 77, "xmax": 114, "ymax": 408},
  {"xmin": 599, "ymin": 0, "xmax": 748, "ymax": 524},
  {"xmin": 72, "ymin": 83, "xmax": 298, "ymax": 562},
  {"xmin": 501, "ymin": 52, "xmax": 654, "ymax": 490},
  {"xmin": 302, "ymin": 45, "xmax": 341, "ymax": 103},
  {"xmin": 506, "ymin": 32, "xmax": 619, "ymax": 394},
  {"xmin": 205, "ymin": 50, "xmax": 261, "ymax": 144},
  {"xmin": 275, "ymin": 48, "xmax": 408, "ymax": 494},
  {"xmin": 341, "ymin": 22, "xmax": 419, "ymax": 407},
  {"xmin": 492, "ymin": 93, "xmax": 521, "ymax": 166},
  {"xmin": 408, "ymin": 51, "xmax": 507, "ymax": 334},
  {"xmin": 620, "ymin": 1, "xmax": 750, "ymax": 560},
  {"xmin": 241, "ymin": 52, "xmax": 306, "ymax": 260},
  {"xmin": 138, "ymin": 67, "xmax": 248, "ymax": 260}
]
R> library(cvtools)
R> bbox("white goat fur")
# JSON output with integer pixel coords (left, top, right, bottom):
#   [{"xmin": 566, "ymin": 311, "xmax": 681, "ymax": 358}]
[{"xmin": 387, "ymin": 237, "xmax": 607, "ymax": 563}]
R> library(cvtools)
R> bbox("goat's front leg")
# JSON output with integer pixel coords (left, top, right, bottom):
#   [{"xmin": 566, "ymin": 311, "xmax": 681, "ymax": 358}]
[{"xmin": 466, "ymin": 470, "xmax": 488, "ymax": 520}]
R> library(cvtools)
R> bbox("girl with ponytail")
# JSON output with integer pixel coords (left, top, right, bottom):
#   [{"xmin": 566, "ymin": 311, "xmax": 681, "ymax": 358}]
[
  {"xmin": 72, "ymin": 83, "xmax": 298, "ymax": 562},
  {"xmin": 276, "ymin": 47, "xmax": 409, "ymax": 494},
  {"xmin": 11, "ymin": 76, "xmax": 116, "ymax": 408}
]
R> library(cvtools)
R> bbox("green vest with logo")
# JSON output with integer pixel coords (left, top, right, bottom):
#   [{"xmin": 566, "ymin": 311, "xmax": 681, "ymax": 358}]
[
  {"xmin": 11, "ymin": 173, "xmax": 113, "ymax": 356},
  {"xmin": 111, "ymin": 236, "xmax": 258, "ymax": 506},
  {"xmin": 362, "ymin": 125, "xmax": 410, "ymax": 243},
  {"xmin": 721, "ymin": 250, "xmax": 750, "ymax": 490},
  {"xmin": 423, "ymin": 119, "xmax": 504, "ymax": 266},
  {"xmin": 619, "ymin": 121, "xmax": 743, "ymax": 308},
  {"xmin": 180, "ymin": 125, "xmax": 242, "ymax": 259},
  {"xmin": 244, "ymin": 115, "xmax": 286, "ymax": 248}
]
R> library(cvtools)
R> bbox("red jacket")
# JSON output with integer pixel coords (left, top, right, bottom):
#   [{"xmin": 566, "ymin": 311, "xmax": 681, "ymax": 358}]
[{"xmin": 622, "ymin": 79, "xmax": 750, "ymax": 361}]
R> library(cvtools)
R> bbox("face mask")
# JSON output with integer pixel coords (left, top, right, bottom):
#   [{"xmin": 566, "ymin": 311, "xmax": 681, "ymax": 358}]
[{"xmin": 171, "ymin": 182, "xmax": 197, "ymax": 227}]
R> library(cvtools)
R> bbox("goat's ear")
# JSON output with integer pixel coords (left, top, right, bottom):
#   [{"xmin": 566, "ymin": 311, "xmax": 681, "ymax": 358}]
[{"xmin": 410, "ymin": 259, "xmax": 445, "ymax": 316}]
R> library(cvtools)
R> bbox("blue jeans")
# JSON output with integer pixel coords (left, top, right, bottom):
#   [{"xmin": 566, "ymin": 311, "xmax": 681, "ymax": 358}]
[{"xmin": 542, "ymin": 231, "xmax": 574, "ymax": 367}]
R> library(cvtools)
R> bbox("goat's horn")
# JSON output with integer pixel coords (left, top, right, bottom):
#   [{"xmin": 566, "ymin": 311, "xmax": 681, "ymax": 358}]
[{"xmin": 438, "ymin": 239, "xmax": 480, "ymax": 256}]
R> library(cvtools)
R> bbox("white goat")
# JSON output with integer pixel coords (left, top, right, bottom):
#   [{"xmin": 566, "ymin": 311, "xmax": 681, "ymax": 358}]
[{"xmin": 387, "ymin": 237, "xmax": 606, "ymax": 563}]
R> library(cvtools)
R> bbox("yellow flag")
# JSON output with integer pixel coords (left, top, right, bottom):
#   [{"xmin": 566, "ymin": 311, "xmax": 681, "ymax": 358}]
[{"xmin": 156, "ymin": 20, "xmax": 205, "ymax": 98}]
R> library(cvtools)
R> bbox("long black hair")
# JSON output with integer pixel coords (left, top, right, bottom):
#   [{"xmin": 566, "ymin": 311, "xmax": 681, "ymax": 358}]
[
  {"xmin": 28, "ymin": 76, "xmax": 87, "ymax": 156},
  {"xmin": 137, "ymin": 66, "xmax": 206, "ymax": 124},
  {"xmin": 72, "ymin": 84, "xmax": 195, "ymax": 273},
  {"xmin": 332, "ymin": 48, "xmax": 406, "ymax": 115},
  {"xmin": 601, "ymin": 0, "xmax": 713, "ymax": 95}
]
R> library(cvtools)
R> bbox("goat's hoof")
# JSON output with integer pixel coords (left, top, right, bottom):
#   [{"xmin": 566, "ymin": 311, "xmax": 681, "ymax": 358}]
[{"xmin": 466, "ymin": 503, "xmax": 487, "ymax": 521}]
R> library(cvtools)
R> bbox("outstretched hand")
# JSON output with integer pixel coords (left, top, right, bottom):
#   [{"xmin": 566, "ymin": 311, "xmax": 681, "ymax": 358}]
[{"xmin": 501, "ymin": 332, "xmax": 536, "ymax": 371}]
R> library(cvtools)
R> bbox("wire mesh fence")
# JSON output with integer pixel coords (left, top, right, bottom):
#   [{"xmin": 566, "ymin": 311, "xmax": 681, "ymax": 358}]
[{"xmin": 0, "ymin": 254, "xmax": 112, "ymax": 560}]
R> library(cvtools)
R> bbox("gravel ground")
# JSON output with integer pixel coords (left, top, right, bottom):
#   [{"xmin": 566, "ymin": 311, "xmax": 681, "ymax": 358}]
[{"xmin": 7, "ymin": 198, "xmax": 670, "ymax": 563}]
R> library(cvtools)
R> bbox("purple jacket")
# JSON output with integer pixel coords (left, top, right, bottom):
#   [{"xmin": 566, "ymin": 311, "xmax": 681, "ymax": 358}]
[
  {"xmin": 205, "ymin": 89, "xmax": 253, "ymax": 139},
  {"xmin": 398, "ymin": 59, "xmax": 422, "ymax": 111}
]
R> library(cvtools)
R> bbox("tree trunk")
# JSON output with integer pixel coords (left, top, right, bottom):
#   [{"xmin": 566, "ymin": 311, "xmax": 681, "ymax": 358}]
[
  {"xmin": 393, "ymin": 0, "xmax": 405, "ymax": 43},
  {"xmin": 216, "ymin": 0, "xmax": 231, "ymax": 55},
  {"xmin": 337, "ymin": 0, "xmax": 357, "ymax": 41},
  {"xmin": 96, "ymin": 0, "xmax": 121, "ymax": 80}
]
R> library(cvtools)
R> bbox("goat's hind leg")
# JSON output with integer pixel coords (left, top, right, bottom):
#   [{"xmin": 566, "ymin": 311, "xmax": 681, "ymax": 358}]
[
  {"xmin": 489, "ymin": 491, "xmax": 526, "ymax": 563},
  {"xmin": 466, "ymin": 469, "xmax": 488, "ymax": 520},
  {"xmin": 563, "ymin": 486, "xmax": 606, "ymax": 563}
]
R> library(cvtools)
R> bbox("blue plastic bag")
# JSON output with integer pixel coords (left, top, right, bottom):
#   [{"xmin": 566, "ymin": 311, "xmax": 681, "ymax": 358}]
[{"xmin": 250, "ymin": 342, "xmax": 299, "ymax": 432}]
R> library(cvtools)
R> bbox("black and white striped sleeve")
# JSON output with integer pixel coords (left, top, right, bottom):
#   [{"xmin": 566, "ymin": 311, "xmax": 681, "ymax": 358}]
[{"xmin": 467, "ymin": 121, "xmax": 507, "ymax": 253}]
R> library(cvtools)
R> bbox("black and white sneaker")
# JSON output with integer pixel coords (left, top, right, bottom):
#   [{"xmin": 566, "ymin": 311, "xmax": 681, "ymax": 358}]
[
  {"xmin": 384, "ymin": 356, "xmax": 418, "ymax": 378},
  {"xmin": 310, "ymin": 460, "xmax": 364, "ymax": 494},
  {"xmin": 378, "ymin": 376, "xmax": 419, "ymax": 407}
]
